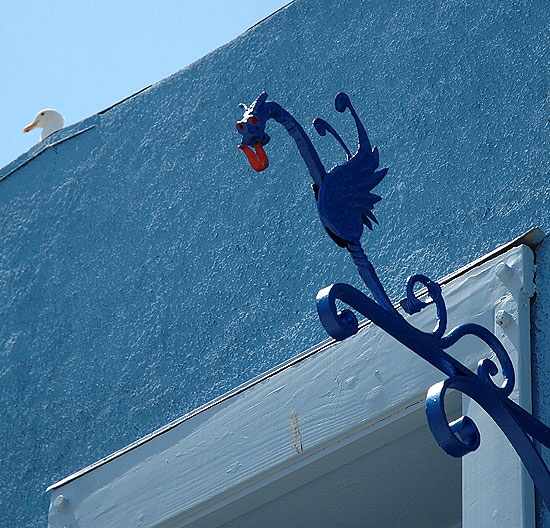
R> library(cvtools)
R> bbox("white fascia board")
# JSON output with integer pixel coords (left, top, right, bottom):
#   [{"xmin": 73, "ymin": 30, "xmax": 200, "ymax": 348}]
[
  {"xmin": 47, "ymin": 244, "xmax": 536, "ymax": 528},
  {"xmin": 462, "ymin": 244, "xmax": 536, "ymax": 528}
]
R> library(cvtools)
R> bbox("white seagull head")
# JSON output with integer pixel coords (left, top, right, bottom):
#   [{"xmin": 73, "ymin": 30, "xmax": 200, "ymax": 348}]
[{"xmin": 23, "ymin": 109, "xmax": 64, "ymax": 141}]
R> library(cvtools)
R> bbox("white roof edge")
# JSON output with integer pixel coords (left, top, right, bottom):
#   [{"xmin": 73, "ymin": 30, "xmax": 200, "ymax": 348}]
[
  {"xmin": 436, "ymin": 226, "xmax": 544, "ymax": 287},
  {"xmin": 47, "ymin": 227, "xmax": 544, "ymax": 491},
  {"xmin": 46, "ymin": 243, "xmax": 535, "ymax": 527}
]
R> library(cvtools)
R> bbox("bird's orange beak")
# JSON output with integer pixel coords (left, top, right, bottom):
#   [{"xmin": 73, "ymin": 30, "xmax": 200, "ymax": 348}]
[
  {"xmin": 23, "ymin": 121, "xmax": 38, "ymax": 133},
  {"xmin": 238, "ymin": 141, "xmax": 269, "ymax": 172}
]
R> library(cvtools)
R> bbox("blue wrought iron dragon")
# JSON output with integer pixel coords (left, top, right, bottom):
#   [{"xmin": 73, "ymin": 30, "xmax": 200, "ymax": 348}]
[
  {"xmin": 236, "ymin": 92, "xmax": 550, "ymax": 508},
  {"xmin": 237, "ymin": 92, "xmax": 394, "ymax": 312}
]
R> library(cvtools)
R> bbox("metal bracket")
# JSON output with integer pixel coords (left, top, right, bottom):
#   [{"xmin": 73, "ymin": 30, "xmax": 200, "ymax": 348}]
[{"xmin": 237, "ymin": 92, "xmax": 550, "ymax": 508}]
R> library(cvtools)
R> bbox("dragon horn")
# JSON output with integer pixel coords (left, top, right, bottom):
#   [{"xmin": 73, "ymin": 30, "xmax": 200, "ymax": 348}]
[
  {"xmin": 335, "ymin": 93, "xmax": 373, "ymax": 153},
  {"xmin": 251, "ymin": 92, "xmax": 268, "ymax": 111}
]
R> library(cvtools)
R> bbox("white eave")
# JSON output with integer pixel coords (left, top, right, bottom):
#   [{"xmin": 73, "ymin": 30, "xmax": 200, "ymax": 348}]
[{"xmin": 47, "ymin": 229, "xmax": 542, "ymax": 528}]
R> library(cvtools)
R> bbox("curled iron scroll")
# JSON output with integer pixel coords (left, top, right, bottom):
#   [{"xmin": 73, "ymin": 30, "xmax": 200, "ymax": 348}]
[
  {"xmin": 236, "ymin": 90, "xmax": 550, "ymax": 509},
  {"xmin": 316, "ymin": 272, "xmax": 550, "ymax": 508}
]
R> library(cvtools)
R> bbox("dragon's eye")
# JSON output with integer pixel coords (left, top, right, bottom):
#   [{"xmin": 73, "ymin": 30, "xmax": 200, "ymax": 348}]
[
  {"xmin": 237, "ymin": 123, "xmax": 244, "ymax": 131},
  {"xmin": 250, "ymin": 116, "xmax": 259, "ymax": 125}
]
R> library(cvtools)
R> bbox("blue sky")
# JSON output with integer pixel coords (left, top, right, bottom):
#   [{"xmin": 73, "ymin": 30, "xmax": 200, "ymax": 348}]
[{"xmin": 0, "ymin": 1, "xmax": 290, "ymax": 169}]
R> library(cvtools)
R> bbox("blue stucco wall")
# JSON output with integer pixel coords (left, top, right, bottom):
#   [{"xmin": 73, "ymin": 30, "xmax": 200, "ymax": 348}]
[
  {"xmin": 0, "ymin": 0, "xmax": 548, "ymax": 525},
  {"xmin": 534, "ymin": 237, "xmax": 550, "ymax": 527}
]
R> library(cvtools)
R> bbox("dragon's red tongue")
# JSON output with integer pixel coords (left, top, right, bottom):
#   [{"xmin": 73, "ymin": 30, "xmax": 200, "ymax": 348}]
[{"xmin": 238, "ymin": 141, "xmax": 269, "ymax": 172}]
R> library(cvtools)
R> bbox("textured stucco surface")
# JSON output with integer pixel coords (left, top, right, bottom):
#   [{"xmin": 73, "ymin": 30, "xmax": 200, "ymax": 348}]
[
  {"xmin": 534, "ymin": 238, "xmax": 550, "ymax": 526},
  {"xmin": 0, "ymin": 0, "xmax": 548, "ymax": 525}
]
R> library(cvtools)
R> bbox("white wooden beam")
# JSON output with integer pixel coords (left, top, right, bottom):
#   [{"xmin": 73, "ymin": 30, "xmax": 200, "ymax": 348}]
[
  {"xmin": 47, "ymin": 245, "xmax": 536, "ymax": 528},
  {"xmin": 462, "ymin": 244, "xmax": 535, "ymax": 528}
]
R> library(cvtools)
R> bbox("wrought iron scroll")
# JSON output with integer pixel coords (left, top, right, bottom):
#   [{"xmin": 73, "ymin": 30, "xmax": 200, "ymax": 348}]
[{"xmin": 236, "ymin": 92, "xmax": 550, "ymax": 508}]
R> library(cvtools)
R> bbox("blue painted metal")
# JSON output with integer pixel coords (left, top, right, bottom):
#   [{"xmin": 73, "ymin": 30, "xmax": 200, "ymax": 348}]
[{"xmin": 237, "ymin": 92, "xmax": 550, "ymax": 508}]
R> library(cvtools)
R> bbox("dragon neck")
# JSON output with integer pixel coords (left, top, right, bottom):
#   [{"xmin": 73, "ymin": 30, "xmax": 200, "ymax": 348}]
[{"xmin": 265, "ymin": 102, "xmax": 325, "ymax": 186}]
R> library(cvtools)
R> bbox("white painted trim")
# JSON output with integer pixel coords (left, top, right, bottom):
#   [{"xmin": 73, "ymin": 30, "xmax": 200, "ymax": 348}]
[
  {"xmin": 462, "ymin": 244, "xmax": 535, "ymax": 528},
  {"xmin": 47, "ymin": 244, "xmax": 536, "ymax": 528}
]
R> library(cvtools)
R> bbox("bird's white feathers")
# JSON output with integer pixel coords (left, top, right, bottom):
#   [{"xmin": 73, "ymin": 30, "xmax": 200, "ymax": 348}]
[{"xmin": 23, "ymin": 109, "xmax": 64, "ymax": 141}]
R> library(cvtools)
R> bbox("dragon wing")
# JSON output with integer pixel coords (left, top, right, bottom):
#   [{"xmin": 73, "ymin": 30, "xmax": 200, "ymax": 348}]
[{"xmin": 317, "ymin": 150, "xmax": 388, "ymax": 245}]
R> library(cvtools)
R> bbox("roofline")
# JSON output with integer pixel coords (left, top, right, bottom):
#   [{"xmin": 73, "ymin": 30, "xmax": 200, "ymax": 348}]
[{"xmin": 47, "ymin": 226, "xmax": 545, "ymax": 491}]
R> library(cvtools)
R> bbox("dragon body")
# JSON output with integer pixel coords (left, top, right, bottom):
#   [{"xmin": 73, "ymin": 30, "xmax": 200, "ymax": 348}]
[
  {"xmin": 235, "ymin": 93, "xmax": 550, "ymax": 505},
  {"xmin": 236, "ymin": 92, "xmax": 392, "ymax": 309}
]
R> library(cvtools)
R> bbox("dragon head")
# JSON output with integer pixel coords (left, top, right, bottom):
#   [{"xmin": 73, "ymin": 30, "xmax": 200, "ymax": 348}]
[{"xmin": 236, "ymin": 92, "xmax": 270, "ymax": 172}]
